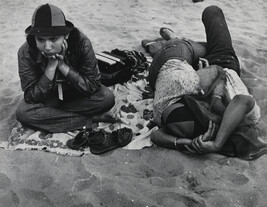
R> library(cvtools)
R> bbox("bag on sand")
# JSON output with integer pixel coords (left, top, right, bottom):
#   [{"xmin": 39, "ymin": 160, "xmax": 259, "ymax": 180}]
[{"xmin": 96, "ymin": 49, "xmax": 148, "ymax": 86}]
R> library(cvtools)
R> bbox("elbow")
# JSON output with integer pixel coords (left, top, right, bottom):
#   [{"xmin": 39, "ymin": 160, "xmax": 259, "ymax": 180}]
[
  {"xmin": 150, "ymin": 131, "xmax": 159, "ymax": 145},
  {"xmin": 24, "ymin": 93, "xmax": 34, "ymax": 104},
  {"xmin": 213, "ymin": 141, "xmax": 223, "ymax": 152},
  {"xmin": 232, "ymin": 95, "xmax": 255, "ymax": 113}
]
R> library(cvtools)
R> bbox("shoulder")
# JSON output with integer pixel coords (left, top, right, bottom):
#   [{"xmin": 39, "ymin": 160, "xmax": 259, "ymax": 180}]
[
  {"xmin": 18, "ymin": 42, "xmax": 31, "ymax": 58},
  {"xmin": 68, "ymin": 28, "xmax": 92, "ymax": 49}
]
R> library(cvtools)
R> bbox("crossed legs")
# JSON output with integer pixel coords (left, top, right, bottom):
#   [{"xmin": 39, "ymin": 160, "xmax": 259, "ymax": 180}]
[{"xmin": 16, "ymin": 85, "xmax": 115, "ymax": 133}]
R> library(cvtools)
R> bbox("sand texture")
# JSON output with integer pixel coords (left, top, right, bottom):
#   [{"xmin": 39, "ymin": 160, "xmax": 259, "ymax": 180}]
[{"xmin": 0, "ymin": 0, "xmax": 267, "ymax": 206}]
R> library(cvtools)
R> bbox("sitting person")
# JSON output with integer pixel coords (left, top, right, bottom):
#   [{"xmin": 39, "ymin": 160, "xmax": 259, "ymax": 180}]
[
  {"xmin": 16, "ymin": 4, "xmax": 116, "ymax": 133},
  {"xmin": 143, "ymin": 6, "xmax": 265, "ymax": 159}
]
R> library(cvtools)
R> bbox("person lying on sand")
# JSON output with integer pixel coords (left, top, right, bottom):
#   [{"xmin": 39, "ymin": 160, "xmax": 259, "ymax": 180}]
[
  {"xmin": 142, "ymin": 6, "xmax": 265, "ymax": 159},
  {"xmin": 16, "ymin": 4, "xmax": 116, "ymax": 133}
]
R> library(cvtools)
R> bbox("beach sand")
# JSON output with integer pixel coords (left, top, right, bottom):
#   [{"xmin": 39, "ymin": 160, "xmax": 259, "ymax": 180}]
[{"xmin": 0, "ymin": 0, "xmax": 267, "ymax": 206}]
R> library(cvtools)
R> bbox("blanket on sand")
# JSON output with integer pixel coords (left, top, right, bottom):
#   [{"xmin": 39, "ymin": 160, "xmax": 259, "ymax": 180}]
[
  {"xmin": 3, "ymin": 67, "xmax": 158, "ymax": 156},
  {"xmin": 1, "ymin": 56, "xmax": 267, "ymax": 159}
]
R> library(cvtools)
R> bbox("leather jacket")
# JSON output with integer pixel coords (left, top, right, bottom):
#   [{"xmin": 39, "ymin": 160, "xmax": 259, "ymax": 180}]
[{"xmin": 18, "ymin": 29, "xmax": 101, "ymax": 103}]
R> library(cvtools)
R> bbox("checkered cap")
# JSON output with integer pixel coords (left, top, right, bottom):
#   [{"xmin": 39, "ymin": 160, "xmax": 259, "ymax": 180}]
[{"xmin": 25, "ymin": 4, "xmax": 74, "ymax": 36}]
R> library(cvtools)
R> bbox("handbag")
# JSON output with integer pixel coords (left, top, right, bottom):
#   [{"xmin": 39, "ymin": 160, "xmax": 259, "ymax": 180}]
[{"xmin": 96, "ymin": 49, "xmax": 148, "ymax": 86}]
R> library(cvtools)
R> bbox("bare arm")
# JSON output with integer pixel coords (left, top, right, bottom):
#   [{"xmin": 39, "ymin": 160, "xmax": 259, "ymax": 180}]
[{"xmin": 191, "ymin": 95, "xmax": 255, "ymax": 153}]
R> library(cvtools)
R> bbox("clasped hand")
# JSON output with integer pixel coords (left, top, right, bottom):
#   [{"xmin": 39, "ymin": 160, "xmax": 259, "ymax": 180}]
[
  {"xmin": 45, "ymin": 39, "xmax": 68, "ymax": 69},
  {"xmin": 176, "ymin": 121, "xmax": 219, "ymax": 154}
]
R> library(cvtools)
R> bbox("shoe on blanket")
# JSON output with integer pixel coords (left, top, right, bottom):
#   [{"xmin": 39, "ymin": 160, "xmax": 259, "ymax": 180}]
[
  {"xmin": 66, "ymin": 126, "xmax": 91, "ymax": 150},
  {"xmin": 90, "ymin": 127, "xmax": 133, "ymax": 155}
]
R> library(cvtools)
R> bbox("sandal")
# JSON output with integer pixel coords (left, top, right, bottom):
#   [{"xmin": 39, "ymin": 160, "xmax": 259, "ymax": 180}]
[
  {"xmin": 66, "ymin": 127, "xmax": 91, "ymax": 150},
  {"xmin": 159, "ymin": 27, "xmax": 175, "ymax": 40},
  {"xmin": 90, "ymin": 127, "xmax": 133, "ymax": 155}
]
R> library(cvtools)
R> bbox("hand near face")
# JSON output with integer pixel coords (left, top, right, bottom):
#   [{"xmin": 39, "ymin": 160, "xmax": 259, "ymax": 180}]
[
  {"xmin": 55, "ymin": 39, "xmax": 68, "ymax": 67},
  {"xmin": 43, "ymin": 54, "xmax": 58, "ymax": 80},
  {"xmin": 45, "ymin": 53, "xmax": 58, "ymax": 70},
  {"xmin": 36, "ymin": 35, "xmax": 68, "ymax": 69}
]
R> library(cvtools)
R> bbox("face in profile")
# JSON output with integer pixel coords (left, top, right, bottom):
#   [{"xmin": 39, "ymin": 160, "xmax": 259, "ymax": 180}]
[{"xmin": 35, "ymin": 35, "xmax": 65, "ymax": 58}]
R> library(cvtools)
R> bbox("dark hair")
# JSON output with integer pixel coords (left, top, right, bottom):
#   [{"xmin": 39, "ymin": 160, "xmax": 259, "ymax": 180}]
[{"xmin": 26, "ymin": 27, "xmax": 80, "ymax": 60}]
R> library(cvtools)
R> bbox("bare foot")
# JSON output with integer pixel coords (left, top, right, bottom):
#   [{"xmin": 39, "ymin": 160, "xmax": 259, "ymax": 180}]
[
  {"xmin": 146, "ymin": 41, "xmax": 168, "ymax": 57},
  {"xmin": 159, "ymin": 27, "xmax": 177, "ymax": 40}
]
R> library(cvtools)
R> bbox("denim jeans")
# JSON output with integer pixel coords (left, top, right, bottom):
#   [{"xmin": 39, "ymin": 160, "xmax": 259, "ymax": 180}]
[
  {"xmin": 16, "ymin": 85, "xmax": 115, "ymax": 133},
  {"xmin": 148, "ymin": 39, "xmax": 197, "ymax": 88},
  {"xmin": 148, "ymin": 5, "xmax": 240, "ymax": 89},
  {"xmin": 203, "ymin": 6, "xmax": 240, "ymax": 74}
]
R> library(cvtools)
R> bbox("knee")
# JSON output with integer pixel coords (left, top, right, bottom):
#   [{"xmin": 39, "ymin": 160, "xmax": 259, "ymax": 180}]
[
  {"xmin": 202, "ymin": 5, "xmax": 223, "ymax": 20},
  {"xmin": 102, "ymin": 87, "xmax": 115, "ymax": 110},
  {"xmin": 16, "ymin": 101, "xmax": 30, "ymax": 124}
]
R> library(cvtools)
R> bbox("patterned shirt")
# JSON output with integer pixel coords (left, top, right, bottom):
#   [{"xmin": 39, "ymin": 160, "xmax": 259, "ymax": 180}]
[{"xmin": 153, "ymin": 59, "xmax": 202, "ymax": 126}]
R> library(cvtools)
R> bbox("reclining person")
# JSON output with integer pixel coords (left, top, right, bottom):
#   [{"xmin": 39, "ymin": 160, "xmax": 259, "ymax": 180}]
[{"xmin": 142, "ymin": 6, "xmax": 265, "ymax": 159}]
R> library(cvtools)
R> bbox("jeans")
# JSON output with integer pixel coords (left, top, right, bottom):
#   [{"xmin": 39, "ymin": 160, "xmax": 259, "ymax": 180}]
[
  {"xmin": 148, "ymin": 5, "xmax": 240, "ymax": 89},
  {"xmin": 16, "ymin": 85, "xmax": 115, "ymax": 133},
  {"xmin": 148, "ymin": 39, "xmax": 198, "ymax": 88},
  {"xmin": 203, "ymin": 6, "xmax": 240, "ymax": 74}
]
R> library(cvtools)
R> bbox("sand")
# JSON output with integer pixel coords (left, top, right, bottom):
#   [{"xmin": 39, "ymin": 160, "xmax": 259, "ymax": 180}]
[{"xmin": 0, "ymin": 0, "xmax": 266, "ymax": 206}]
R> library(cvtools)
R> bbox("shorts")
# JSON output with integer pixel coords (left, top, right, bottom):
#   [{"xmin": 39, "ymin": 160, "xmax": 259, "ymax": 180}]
[{"xmin": 246, "ymin": 100, "xmax": 261, "ymax": 123}]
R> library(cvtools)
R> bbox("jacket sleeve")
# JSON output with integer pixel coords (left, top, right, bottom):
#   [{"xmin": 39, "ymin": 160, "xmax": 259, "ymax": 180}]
[
  {"xmin": 18, "ymin": 43, "xmax": 55, "ymax": 103},
  {"xmin": 65, "ymin": 34, "xmax": 101, "ymax": 96}
]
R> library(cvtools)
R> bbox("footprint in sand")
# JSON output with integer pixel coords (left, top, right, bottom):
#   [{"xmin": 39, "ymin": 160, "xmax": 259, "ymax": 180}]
[{"xmin": 227, "ymin": 173, "xmax": 249, "ymax": 186}]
